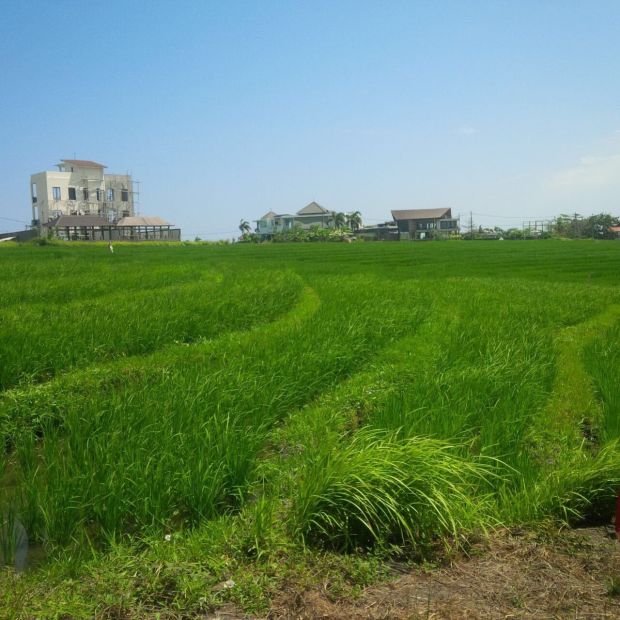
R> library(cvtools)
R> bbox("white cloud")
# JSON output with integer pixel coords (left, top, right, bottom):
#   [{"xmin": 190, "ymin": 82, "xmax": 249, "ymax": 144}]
[
  {"xmin": 547, "ymin": 153, "xmax": 620, "ymax": 192},
  {"xmin": 457, "ymin": 125, "xmax": 476, "ymax": 136}
]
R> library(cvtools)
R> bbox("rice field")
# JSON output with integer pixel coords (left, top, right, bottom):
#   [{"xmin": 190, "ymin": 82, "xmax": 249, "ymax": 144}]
[{"xmin": 1, "ymin": 239, "xmax": 620, "ymax": 617}]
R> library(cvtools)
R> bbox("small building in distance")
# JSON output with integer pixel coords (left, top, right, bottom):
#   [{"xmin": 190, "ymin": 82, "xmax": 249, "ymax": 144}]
[
  {"xmin": 31, "ymin": 159, "xmax": 134, "ymax": 230},
  {"xmin": 44, "ymin": 215, "xmax": 180, "ymax": 242},
  {"xmin": 609, "ymin": 226, "xmax": 620, "ymax": 239},
  {"xmin": 30, "ymin": 159, "xmax": 180, "ymax": 241},
  {"xmin": 115, "ymin": 216, "xmax": 179, "ymax": 241},
  {"xmin": 356, "ymin": 222, "xmax": 399, "ymax": 241},
  {"xmin": 391, "ymin": 208, "xmax": 459, "ymax": 240},
  {"xmin": 255, "ymin": 202, "xmax": 336, "ymax": 239}
]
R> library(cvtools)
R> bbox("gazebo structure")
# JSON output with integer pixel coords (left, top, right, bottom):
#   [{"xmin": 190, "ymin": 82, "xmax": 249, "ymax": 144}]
[
  {"xmin": 116, "ymin": 216, "xmax": 180, "ymax": 241},
  {"xmin": 43, "ymin": 215, "xmax": 181, "ymax": 241}
]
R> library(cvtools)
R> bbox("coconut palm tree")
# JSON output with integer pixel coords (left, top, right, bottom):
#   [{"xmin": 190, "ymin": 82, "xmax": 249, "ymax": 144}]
[
  {"xmin": 334, "ymin": 212, "xmax": 346, "ymax": 229},
  {"xmin": 239, "ymin": 219, "xmax": 251, "ymax": 235},
  {"xmin": 348, "ymin": 211, "xmax": 362, "ymax": 232}
]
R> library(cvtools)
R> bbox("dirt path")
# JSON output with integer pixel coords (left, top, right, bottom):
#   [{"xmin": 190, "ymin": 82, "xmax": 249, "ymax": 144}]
[{"xmin": 216, "ymin": 527, "xmax": 619, "ymax": 620}]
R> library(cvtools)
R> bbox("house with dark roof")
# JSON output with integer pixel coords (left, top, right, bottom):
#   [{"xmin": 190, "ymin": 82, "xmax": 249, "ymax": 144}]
[
  {"xmin": 255, "ymin": 202, "xmax": 336, "ymax": 238},
  {"xmin": 391, "ymin": 208, "xmax": 459, "ymax": 240}
]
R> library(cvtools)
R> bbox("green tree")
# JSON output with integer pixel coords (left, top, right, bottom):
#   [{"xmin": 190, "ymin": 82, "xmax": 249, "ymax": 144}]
[
  {"xmin": 239, "ymin": 219, "xmax": 251, "ymax": 235},
  {"xmin": 348, "ymin": 211, "xmax": 362, "ymax": 231},
  {"xmin": 582, "ymin": 213, "xmax": 619, "ymax": 239},
  {"xmin": 334, "ymin": 212, "xmax": 346, "ymax": 229}
]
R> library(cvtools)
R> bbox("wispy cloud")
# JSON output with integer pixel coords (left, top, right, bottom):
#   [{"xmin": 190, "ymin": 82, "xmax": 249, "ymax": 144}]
[
  {"xmin": 548, "ymin": 154, "xmax": 620, "ymax": 191},
  {"xmin": 457, "ymin": 125, "xmax": 477, "ymax": 136}
]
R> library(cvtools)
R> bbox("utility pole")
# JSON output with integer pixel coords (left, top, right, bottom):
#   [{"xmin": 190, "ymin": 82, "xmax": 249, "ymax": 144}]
[
  {"xmin": 469, "ymin": 211, "xmax": 474, "ymax": 240},
  {"xmin": 572, "ymin": 213, "xmax": 582, "ymax": 238}
]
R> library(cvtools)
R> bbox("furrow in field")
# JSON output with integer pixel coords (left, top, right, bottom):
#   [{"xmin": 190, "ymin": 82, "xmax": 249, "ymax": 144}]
[
  {"xmin": 528, "ymin": 304, "xmax": 620, "ymax": 460},
  {"xmin": 0, "ymin": 268, "xmax": 296, "ymax": 391},
  {"xmin": 0, "ymin": 278, "xmax": 312, "ymax": 450},
  {"xmin": 3, "ymin": 276, "xmax": 433, "ymax": 546}
]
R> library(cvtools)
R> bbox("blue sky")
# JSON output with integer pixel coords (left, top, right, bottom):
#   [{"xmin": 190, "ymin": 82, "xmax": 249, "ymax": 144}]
[{"xmin": 1, "ymin": 1, "xmax": 619, "ymax": 237}]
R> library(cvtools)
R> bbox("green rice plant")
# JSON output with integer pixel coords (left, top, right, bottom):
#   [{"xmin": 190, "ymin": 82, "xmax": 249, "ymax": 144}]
[
  {"xmin": 10, "ymin": 276, "xmax": 426, "ymax": 547},
  {"xmin": 0, "ymin": 269, "xmax": 301, "ymax": 390},
  {"xmin": 292, "ymin": 429, "xmax": 494, "ymax": 550},
  {"xmin": 532, "ymin": 440, "xmax": 620, "ymax": 524},
  {"xmin": 584, "ymin": 324, "xmax": 620, "ymax": 442},
  {"xmin": 2, "ymin": 240, "xmax": 620, "ymax": 614}
]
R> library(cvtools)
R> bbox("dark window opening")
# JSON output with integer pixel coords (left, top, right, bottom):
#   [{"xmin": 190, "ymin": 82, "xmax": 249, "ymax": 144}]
[
  {"xmin": 121, "ymin": 189, "xmax": 129, "ymax": 202},
  {"xmin": 68, "ymin": 187, "xmax": 77, "ymax": 200},
  {"xmin": 439, "ymin": 220, "xmax": 456, "ymax": 230},
  {"xmin": 96, "ymin": 189, "xmax": 102, "ymax": 201},
  {"xmin": 83, "ymin": 188, "xmax": 89, "ymax": 200}
]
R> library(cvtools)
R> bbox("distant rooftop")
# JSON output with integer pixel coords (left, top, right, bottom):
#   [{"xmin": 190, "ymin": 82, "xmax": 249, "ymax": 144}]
[
  {"xmin": 297, "ymin": 201, "xmax": 330, "ymax": 215},
  {"xmin": 117, "ymin": 216, "xmax": 171, "ymax": 227},
  {"xmin": 391, "ymin": 208, "xmax": 452, "ymax": 220},
  {"xmin": 59, "ymin": 159, "xmax": 107, "ymax": 169},
  {"xmin": 46, "ymin": 215, "xmax": 110, "ymax": 227}
]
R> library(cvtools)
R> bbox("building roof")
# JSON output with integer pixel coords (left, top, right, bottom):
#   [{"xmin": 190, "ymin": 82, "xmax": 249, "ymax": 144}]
[
  {"xmin": 117, "ymin": 216, "xmax": 171, "ymax": 226},
  {"xmin": 297, "ymin": 201, "xmax": 330, "ymax": 215},
  {"xmin": 609, "ymin": 226, "xmax": 620, "ymax": 232},
  {"xmin": 60, "ymin": 159, "xmax": 107, "ymax": 168},
  {"xmin": 260, "ymin": 211, "xmax": 278, "ymax": 219},
  {"xmin": 47, "ymin": 215, "xmax": 111, "ymax": 227},
  {"xmin": 391, "ymin": 208, "xmax": 452, "ymax": 220}
]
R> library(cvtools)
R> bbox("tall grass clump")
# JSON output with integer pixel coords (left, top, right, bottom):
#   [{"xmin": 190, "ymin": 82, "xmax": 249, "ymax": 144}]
[{"xmin": 293, "ymin": 429, "xmax": 493, "ymax": 551}]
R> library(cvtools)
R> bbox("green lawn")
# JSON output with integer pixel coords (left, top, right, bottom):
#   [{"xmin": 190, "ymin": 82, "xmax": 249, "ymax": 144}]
[{"xmin": 1, "ymin": 239, "xmax": 620, "ymax": 618}]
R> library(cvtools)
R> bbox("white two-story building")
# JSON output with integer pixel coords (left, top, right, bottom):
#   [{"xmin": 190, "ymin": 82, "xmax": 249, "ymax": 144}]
[{"xmin": 30, "ymin": 159, "xmax": 134, "ymax": 231}]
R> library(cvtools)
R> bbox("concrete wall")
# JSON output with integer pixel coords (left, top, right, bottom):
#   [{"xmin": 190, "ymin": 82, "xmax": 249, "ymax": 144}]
[{"xmin": 0, "ymin": 229, "xmax": 37, "ymax": 242}]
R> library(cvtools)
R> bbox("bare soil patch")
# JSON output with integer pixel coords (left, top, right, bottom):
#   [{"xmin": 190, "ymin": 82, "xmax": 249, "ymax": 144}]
[{"xmin": 259, "ymin": 527, "xmax": 620, "ymax": 620}]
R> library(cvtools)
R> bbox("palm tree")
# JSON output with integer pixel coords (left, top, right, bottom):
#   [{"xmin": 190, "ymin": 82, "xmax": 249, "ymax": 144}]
[
  {"xmin": 348, "ymin": 211, "xmax": 362, "ymax": 232},
  {"xmin": 239, "ymin": 219, "xmax": 251, "ymax": 235},
  {"xmin": 334, "ymin": 212, "xmax": 346, "ymax": 229}
]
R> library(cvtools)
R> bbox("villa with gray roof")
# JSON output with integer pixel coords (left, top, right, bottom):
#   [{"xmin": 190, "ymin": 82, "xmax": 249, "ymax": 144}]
[
  {"xmin": 391, "ymin": 208, "xmax": 459, "ymax": 240},
  {"xmin": 255, "ymin": 202, "xmax": 337, "ymax": 238}
]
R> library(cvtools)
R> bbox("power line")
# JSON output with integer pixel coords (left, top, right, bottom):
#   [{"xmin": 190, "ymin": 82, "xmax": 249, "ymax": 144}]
[
  {"xmin": 0, "ymin": 215, "xmax": 29, "ymax": 225},
  {"xmin": 471, "ymin": 212, "xmax": 556, "ymax": 220}
]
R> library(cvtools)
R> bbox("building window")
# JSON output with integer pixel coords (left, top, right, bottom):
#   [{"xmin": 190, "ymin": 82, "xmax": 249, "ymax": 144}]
[
  {"xmin": 96, "ymin": 188, "xmax": 102, "ymax": 201},
  {"xmin": 31, "ymin": 183, "xmax": 37, "ymax": 203},
  {"xmin": 107, "ymin": 188, "xmax": 114, "ymax": 201},
  {"xmin": 68, "ymin": 187, "xmax": 77, "ymax": 200},
  {"xmin": 439, "ymin": 219, "xmax": 456, "ymax": 230},
  {"xmin": 52, "ymin": 186, "xmax": 61, "ymax": 200},
  {"xmin": 121, "ymin": 189, "xmax": 129, "ymax": 202},
  {"xmin": 83, "ymin": 188, "xmax": 89, "ymax": 200}
]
